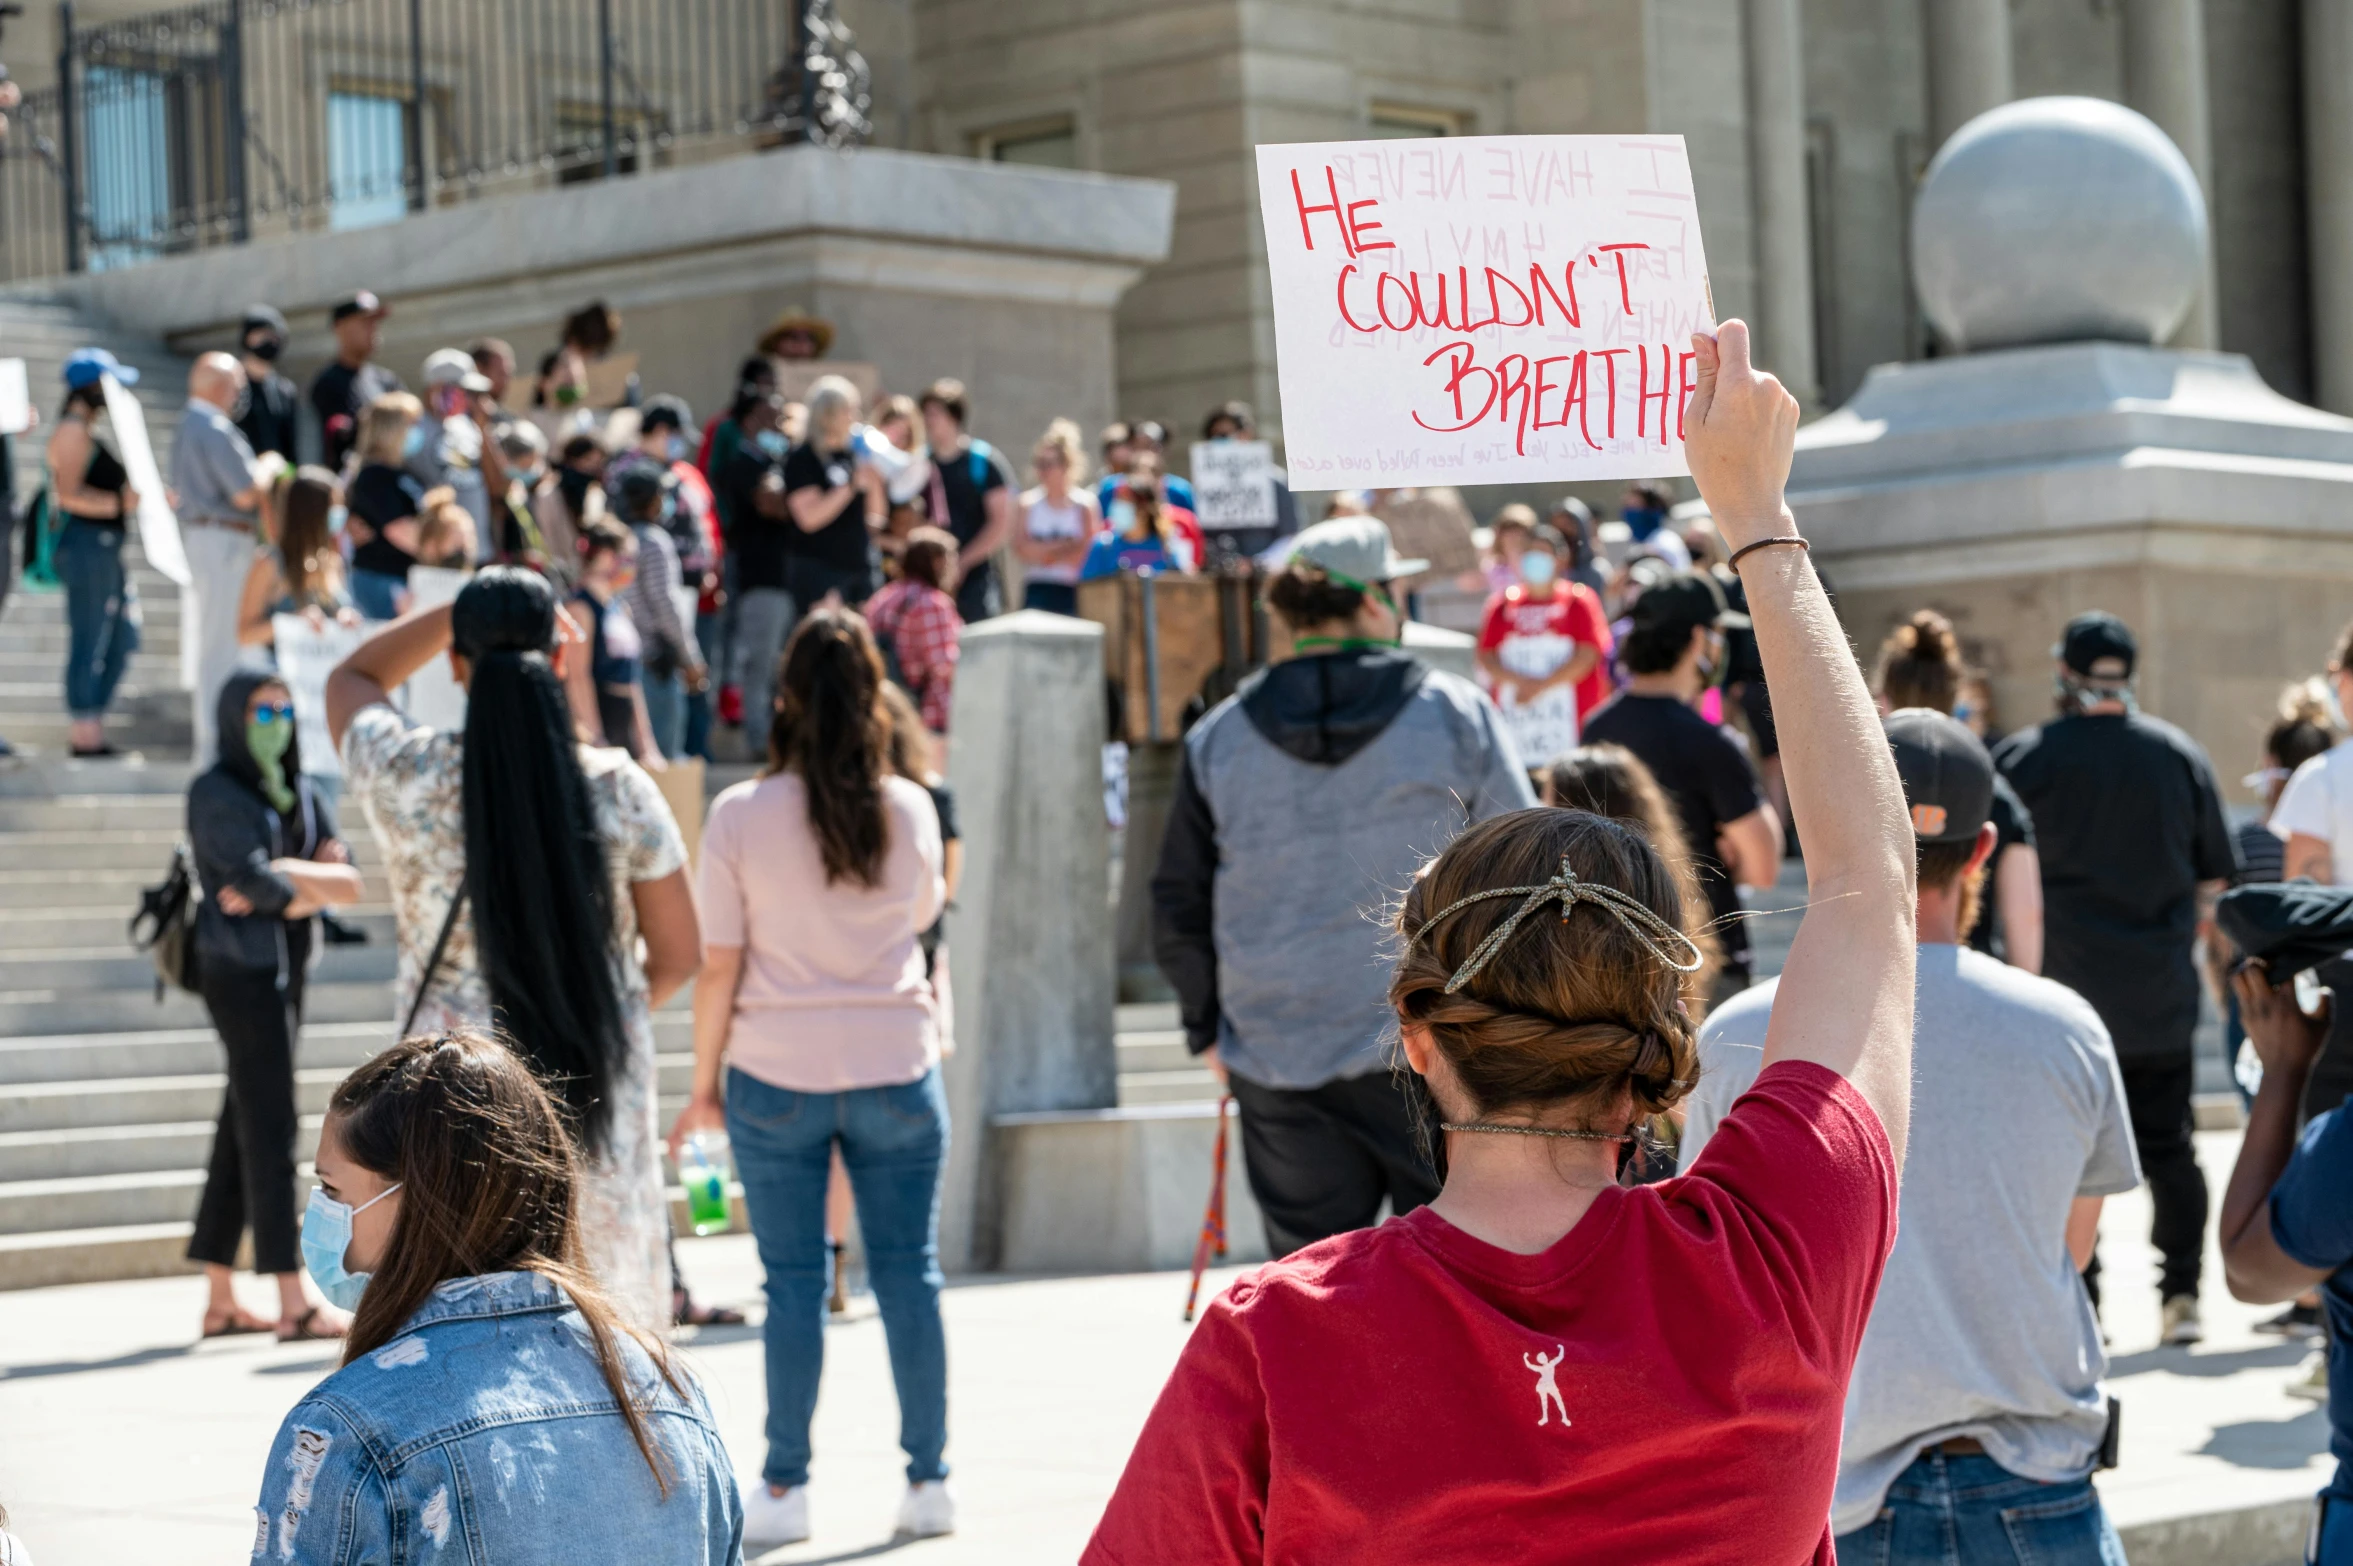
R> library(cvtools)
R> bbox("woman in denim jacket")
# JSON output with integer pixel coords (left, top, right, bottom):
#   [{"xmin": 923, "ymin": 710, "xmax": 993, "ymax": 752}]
[{"xmin": 252, "ymin": 1032, "xmax": 743, "ymax": 1564}]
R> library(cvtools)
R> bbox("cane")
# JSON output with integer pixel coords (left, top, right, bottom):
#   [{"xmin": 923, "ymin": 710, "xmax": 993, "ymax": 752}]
[{"xmin": 1182, "ymin": 1094, "xmax": 1234, "ymax": 1322}]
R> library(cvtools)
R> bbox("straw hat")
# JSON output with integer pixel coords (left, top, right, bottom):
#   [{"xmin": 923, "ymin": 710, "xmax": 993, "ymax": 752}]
[{"xmin": 758, "ymin": 308, "xmax": 835, "ymax": 358}]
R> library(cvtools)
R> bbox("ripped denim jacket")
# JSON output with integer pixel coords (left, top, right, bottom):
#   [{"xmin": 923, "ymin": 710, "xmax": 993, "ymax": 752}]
[{"xmin": 252, "ymin": 1271, "xmax": 743, "ymax": 1564}]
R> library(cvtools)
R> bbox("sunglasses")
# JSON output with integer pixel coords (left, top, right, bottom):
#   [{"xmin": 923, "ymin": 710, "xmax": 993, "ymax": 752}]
[{"xmin": 253, "ymin": 702, "xmax": 295, "ymax": 724}]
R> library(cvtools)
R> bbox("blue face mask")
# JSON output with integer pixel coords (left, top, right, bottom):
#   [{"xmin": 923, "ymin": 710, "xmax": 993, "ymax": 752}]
[
  {"xmin": 327, "ymin": 504, "xmax": 349, "ymax": 537},
  {"xmin": 667, "ymin": 435, "xmax": 690, "ymax": 464},
  {"xmin": 301, "ymin": 1180, "xmax": 402, "ymax": 1311},
  {"xmin": 1519, "ymin": 551, "xmax": 1558, "ymax": 589},
  {"xmin": 755, "ymin": 429, "xmax": 788, "ymax": 459},
  {"xmin": 403, "ymin": 422, "xmax": 431, "ymax": 460}
]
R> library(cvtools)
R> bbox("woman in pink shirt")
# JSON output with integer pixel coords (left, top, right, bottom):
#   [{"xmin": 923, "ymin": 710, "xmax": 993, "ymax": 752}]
[{"xmin": 668, "ymin": 607, "xmax": 952, "ymax": 1551}]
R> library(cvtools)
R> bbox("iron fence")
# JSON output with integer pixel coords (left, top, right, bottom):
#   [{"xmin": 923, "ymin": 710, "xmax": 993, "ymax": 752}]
[{"xmin": 0, "ymin": 0, "xmax": 870, "ymax": 281}]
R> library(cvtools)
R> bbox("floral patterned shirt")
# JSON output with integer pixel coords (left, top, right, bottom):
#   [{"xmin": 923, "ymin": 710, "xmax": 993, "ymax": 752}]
[{"xmin": 341, "ymin": 702, "xmax": 689, "ymax": 1327}]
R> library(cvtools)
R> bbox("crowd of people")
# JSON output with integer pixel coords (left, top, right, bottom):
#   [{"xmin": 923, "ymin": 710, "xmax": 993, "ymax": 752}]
[{"xmin": 12, "ymin": 302, "xmax": 2351, "ymax": 1561}]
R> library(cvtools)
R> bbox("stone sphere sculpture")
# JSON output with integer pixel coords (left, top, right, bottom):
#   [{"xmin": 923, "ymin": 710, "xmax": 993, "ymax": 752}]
[{"xmin": 1911, "ymin": 96, "xmax": 2208, "ymax": 352}]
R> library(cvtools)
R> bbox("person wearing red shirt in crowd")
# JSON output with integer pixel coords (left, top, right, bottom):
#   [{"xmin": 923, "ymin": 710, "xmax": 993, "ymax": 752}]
[
  {"xmin": 1475, "ymin": 521, "xmax": 1612, "ymax": 774},
  {"xmin": 864, "ymin": 528, "xmax": 963, "ymax": 735},
  {"xmin": 1082, "ymin": 322, "xmax": 1917, "ymax": 1566}
]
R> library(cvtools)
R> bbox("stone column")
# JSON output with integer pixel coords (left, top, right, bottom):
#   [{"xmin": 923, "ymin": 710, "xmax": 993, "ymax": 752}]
[
  {"xmin": 1923, "ymin": 0, "xmax": 2012, "ymax": 151},
  {"xmin": 2123, "ymin": 0, "xmax": 2218, "ymax": 348},
  {"xmin": 1743, "ymin": 0, "xmax": 1819, "ymax": 405},
  {"xmin": 937, "ymin": 611, "xmax": 1118, "ymax": 1271},
  {"xmin": 2309, "ymin": 0, "xmax": 2353, "ymax": 414}
]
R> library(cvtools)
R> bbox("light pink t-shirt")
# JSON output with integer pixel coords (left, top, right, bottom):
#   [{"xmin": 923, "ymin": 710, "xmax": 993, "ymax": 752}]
[{"xmin": 698, "ymin": 772, "xmax": 946, "ymax": 1092}]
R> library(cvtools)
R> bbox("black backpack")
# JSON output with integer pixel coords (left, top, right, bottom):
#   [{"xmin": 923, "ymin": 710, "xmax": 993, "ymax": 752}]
[{"xmin": 130, "ymin": 844, "xmax": 203, "ymax": 999}]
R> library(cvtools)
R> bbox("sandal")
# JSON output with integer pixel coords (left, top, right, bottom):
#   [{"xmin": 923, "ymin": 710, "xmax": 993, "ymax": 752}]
[
  {"xmin": 672, "ymin": 1289, "xmax": 747, "ymax": 1328},
  {"xmin": 202, "ymin": 1309, "xmax": 275, "ymax": 1339},
  {"xmin": 276, "ymin": 1307, "xmax": 347, "ymax": 1343}
]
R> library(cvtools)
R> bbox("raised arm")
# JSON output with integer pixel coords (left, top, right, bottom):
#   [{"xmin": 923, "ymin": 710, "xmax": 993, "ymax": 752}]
[
  {"xmin": 325, "ymin": 601, "xmax": 457, "ymax": 751},
  {"xmin": 1684, "ymin": 321, "xmax": 1916, "ymax": 1162}
]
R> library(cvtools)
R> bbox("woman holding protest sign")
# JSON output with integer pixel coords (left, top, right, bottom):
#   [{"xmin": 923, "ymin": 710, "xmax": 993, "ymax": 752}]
[{"xmin": 1088, "ymin": 323, "xmax": 1915, "ymax": 1563}]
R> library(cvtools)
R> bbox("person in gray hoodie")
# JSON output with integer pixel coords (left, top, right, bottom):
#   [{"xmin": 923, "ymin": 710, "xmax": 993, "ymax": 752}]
[
  {"xmin": 186, "ymin": 669, "xmax": 364, "ymax": 1342},
  {"xmin": 1151, "ymin": 517, "xmax": 1535, "ymax": 1256}
]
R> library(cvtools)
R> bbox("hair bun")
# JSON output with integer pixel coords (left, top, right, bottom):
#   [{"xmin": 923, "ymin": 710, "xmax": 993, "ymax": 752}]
[{"xmin": 1900, "ymin": 609, "xmax": 1954, "ymax": 663}]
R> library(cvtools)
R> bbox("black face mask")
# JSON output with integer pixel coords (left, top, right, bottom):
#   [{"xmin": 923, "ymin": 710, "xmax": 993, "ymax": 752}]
[{"xmin": 244, "ymin": 336, "xmax": 283, "ymax": 363}]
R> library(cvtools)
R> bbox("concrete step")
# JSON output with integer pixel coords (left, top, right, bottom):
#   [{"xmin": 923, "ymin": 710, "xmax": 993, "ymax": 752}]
[
  {"xmin": 0, "ymin": 1219, "xmax": 209, "ymax": 1290},
  {"xmin": 0, "ymin": 1115, "xmax": 323, "ymax": 1182},
  {"xmin": 1118, "ymin": 1067, "xmax": 1223, "ymax": 1105},
  {"xmin": 0, "ymin": 1019, "xmax": 389, "ymax": 1086},
  {"xmin": 0, "ymin": 978, "xmax": 397, "ymax": 1037},
  {"xmin": 1114, "ymin": 1028, "xmax": 1191, "ymax": 1074},
  {"xmin": 0, "ymin": 793, "xmax": 213, "ymax": 831},
  {"xmin": 0, "ymin": 867, "xmax": 199, "ymax": 906},
  {"xmin": 0, "ymin": 830, "xmax": 388, "ymax": 872},
  {"xmin": 0, "ymin": 1166, "xmax": 218, "ymax": 1234},
  {"xmin": 0, "ymin": 755, "xmax": 194, "ymax": 796},
  {"xmin": 0, "ymin": 944, "xmax": 395, "ymax": 995},
  {"xmin": 0, "ymin": 905, "xmax": 394, "ymax": 952}
]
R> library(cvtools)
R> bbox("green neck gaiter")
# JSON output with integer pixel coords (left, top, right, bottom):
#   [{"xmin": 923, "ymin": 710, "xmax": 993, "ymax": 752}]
[{"xmin": 248, "ymin": 716, "xmax": 296, "ymax": 814}]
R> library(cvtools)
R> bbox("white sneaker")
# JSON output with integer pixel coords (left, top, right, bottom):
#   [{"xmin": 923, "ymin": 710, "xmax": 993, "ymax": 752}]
[
  {"xmin": 743, "ymin": 1483, "xmax": 811, "ymax": 1548},
  {"xmin": 2288, "ymin": 1346, "xmax": 2331, "ymax": 1402},
  {"xmin": 2160, "ymin": 1294, "xmax": 2204, "ymax": 1346},
  {"xmin": 895, "ymin": 1480, "xmax": 956, "ymax": 1539}
]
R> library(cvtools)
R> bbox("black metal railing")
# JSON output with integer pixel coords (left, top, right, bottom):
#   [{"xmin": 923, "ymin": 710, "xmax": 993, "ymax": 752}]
[{"xmin": 0, "ymin": 0, "xmax": 870, "ymax": 281}]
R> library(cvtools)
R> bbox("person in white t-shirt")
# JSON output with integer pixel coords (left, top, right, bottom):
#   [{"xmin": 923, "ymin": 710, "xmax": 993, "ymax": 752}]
[
  {"xmin": 1014, "ymin": 418, "xmax": 1099, "ymax": 616},
  {"xmin": 2270, "ymin": 623, "xmax": 2353, "ymax": 1125}
]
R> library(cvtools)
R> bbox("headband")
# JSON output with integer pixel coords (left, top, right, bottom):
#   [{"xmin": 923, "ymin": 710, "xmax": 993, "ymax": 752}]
[{"xmin": 1413, "ymin": 855, "xmax": 1705, "ymax": 994}]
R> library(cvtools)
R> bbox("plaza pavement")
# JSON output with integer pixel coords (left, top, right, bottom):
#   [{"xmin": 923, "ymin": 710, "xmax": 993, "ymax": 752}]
[{"xmin": 0, "ymin": 1126, "xmax": 2331, "ymax": 1565}]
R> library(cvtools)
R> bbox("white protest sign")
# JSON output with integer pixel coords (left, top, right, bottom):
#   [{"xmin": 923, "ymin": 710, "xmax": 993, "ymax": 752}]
[
  {"xmin": 1255, "ymin": 135, "xmax": 1714, "ymax": 490},
  {"xmin": 1188, "ymin": 441, "xmax": 1280, "ymax": 530},
  {"xmin": 271, "ymin": 615, "xmax": 366, "ymax": 778},
  {"xmin": 100, "ymin": 374, "xmax": 190, "ymax": 587},
  {"xmin": 0, "ymin": 359, "xmax": 29, "ymax": 436},
  {"xmin": 401, "ymin": 566, "xmax": 471, "ymax": 731}
]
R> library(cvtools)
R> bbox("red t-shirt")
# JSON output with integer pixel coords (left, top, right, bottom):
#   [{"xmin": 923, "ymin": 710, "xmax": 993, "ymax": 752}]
[
  {"xmin": 1476, "ymin": 581, "xmax": 1614, "ymax": 720},
  {"xmin": 1082, "ymin": 1062, "xmax": 1896, "ymax": 1566}
]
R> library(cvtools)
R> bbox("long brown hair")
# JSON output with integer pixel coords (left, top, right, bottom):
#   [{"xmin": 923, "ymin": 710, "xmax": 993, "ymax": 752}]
[
  {"xmin": 327, "ymin": 1032, "xmax": 686, "ymax": 1488},
  {"xmin": 766, "ymin": 607, "xmax": 892, "ymax": 886},
  {"xmin": 1874, "ymin": 609, "xmax": 1966, "ymax": 713},
  {"xmin": 275, "ymin": 465, "xmax": 347, "ymax": 609},
  {"xmin": 878, "ymin": 679, "xmax": 940, "ymax": 785},
  {"xmin": 1390, "ymin": 809, "xmax": 1701, "ymax": 1174},
  {"xmin": 1542, "ymin": 743, "xmax": 1721, "ymax": 1009}
]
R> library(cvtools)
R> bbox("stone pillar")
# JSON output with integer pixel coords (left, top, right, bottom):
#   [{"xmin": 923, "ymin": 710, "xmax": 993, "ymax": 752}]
[
  {"xmin": 1923, "ymin": 0, "xmax": 2012, "ymax": 151},
  {"xmin": 937, "ymin": 611, "xmax": 1118, "ymax": 1272},
  {"xmin": 1743, "ymin": 0, "xmax": 1819, "ymax": 405},
  {"xmin": 2123, "ymin": 0, "xmax": 2218, "ymax": 348},
  {"xmin": 2309, "ymin": 0, "xmax": 2353, "ymax": 414}
]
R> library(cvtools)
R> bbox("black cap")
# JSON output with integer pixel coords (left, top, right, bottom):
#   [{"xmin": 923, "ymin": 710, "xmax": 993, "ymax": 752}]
[
  {"xmin": 1626, "ymin": 569, "xmax": 1751, "ymax": 637},
  {"xmin": 241, "ymin": 304, "xmax": 288, "ymax": 338},
  {"xmin": 330, "ymin": 290, "xmax": 387, "ymax": 324},
  {"xmin": 2058, "ymin": 611, "xmax": 2136, "ymax": 677},
  {"xmin": 1885, "ymin": 708, "xmax": 1995, "ymax": 845},
  {"xmin": 640, "ymin": 394, "xmax": 693, "ymax": 434}
]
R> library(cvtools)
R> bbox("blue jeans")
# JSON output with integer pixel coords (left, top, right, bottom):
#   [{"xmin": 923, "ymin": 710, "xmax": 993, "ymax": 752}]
[
  {"xmin": 726, "ymin": 1065, "xmax": 950, "ymax": 1489},
  {"xmin": 1836, "ymin": 1453, "xmax": 2125, "ymax": 1566},
  {"xmin": 2318, "ymin": 1490, "xmax": 2353, "ymax": 1565},
  {"xmin": 349, "ymin": 566, "xmax": 406, "ymax": 621},
  {"xmin": 56, "ymin": 523, "xmax": 140, "ymax": 720},
  {"xmin": 642, "ymin": 669, "xmax": 686, "ymax": 759},
  {"xmin": 1023, "ymin": 580, "xmax": 1078, "ymax": 615}
]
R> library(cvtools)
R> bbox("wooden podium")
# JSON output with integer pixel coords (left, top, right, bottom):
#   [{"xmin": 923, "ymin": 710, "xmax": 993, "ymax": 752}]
[{"xmin": 1077, "ymin": 569, "xmax": 1271, "ymax": 743}]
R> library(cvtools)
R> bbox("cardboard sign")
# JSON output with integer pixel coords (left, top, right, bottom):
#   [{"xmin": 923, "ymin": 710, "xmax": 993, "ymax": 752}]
[
  {"xmin": 1189, "ymin": 440, "xmax": 1280, "ymax": 530},
  {"xmin": 272, "ymin": 615, "xmax": 367, "ymax": 778},
  {"xmin": 100, "ymin": 375, "xmax": 190, "ymax": 588},
  {"xmin": 771, "ymin": 362, "xmax": 883, "ymax": 408},
  {"xmin": 1255, "ymin": 135, "xmax": 1714, "ymax": 490},
  {"xmin": 0, "ymin": 359, "xmax": 29, "ymax": 436}
]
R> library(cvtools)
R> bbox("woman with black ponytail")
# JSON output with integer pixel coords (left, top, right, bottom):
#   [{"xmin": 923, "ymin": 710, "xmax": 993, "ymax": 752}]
[{"xmin": 326, "ymin": 568, "xmax": 702, "ymax": 1329}]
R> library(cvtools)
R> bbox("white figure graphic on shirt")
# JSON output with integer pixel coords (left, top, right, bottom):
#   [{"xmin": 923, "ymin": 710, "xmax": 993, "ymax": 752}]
[{"xmin": 1524, "ymin": 1345, "xmax": 1570, "ymax": 1427}]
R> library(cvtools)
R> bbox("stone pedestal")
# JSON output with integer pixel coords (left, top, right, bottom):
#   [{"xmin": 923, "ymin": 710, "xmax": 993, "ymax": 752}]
[
  {"xmin": 1789, "ymin": 342, "xmax": 2353, "ymax": 794},
  {"xmin": 939, "ymin": 612, "xmax": 1118, "ymax": 1271}
]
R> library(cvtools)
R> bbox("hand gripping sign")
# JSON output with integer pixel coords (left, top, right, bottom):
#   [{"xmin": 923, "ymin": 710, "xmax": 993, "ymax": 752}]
[{"xmin": 1255, "ymin": 136, "xmax": 1715, "ymax": 490}]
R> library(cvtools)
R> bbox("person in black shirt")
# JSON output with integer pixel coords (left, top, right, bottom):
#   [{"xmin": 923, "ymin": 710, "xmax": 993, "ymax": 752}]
[
  {"xmin": 1994, "ymin": 611, "xmax": 2238, "ymax": 1346},
  {"xmin": 918, "ymin": 378, "xmax": 1014, "ymax": 624},
  {"xmin": 720, "ymin": 391, "xmax": 795, "ymax": 756},
  {"xmin": 343, "ymin": 394, "xmax": 429, "ymax": 619},
  {"xmin": 1581, "ymin": 569, "xmax": 1782, "ymax": 1007},
  {"xmin": 307, "ymin": 291, "xmax": 402, "ymax": 471},
  {"xmin": 234, "ymin": 305, "xmax": 300, "ymax": 464},
  {"xmin": 784, "ymin": 376, "xmax": 884, "ymax": 605}
]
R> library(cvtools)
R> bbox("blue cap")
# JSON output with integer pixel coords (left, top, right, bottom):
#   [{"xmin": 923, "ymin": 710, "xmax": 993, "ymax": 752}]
[{"xmin": 62, "ymin": 348, "xmax": 137, "ymax": 390}]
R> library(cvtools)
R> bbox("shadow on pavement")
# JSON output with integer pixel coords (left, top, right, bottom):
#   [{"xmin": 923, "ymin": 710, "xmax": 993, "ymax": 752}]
[
  {"xmin": 2199, "ymin": 1405, "xmax": 2332, "ymax": 1469},
  {"xmin": 754, "ymin": 1539, "xmax": 919, "ymax": 1565},
  {"xmin": 0, "ymin": 1343, "xmax": 192, "ymax": 1379},
  {"xmin": 2107, "ymin": 1340, "xmax": 2310, "ymax": 1378}
]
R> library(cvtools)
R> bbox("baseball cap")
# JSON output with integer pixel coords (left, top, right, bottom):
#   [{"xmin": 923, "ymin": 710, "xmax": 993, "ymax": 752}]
[
  {"xmin": 639, "ymin": 394, "xmax": 693, "ymax": 434},
  {"xmin": 241, "ymin": 304, "xmax": 288, "ymax": 338},
  {"xmin": 1286, "ymin": 516, "xmax": 1428, "ymax": 586},
  {"xmin": 330, "ymin": 290, "xmax": 388, "ymax": 324},
  {"xmin": 62, "ymin": 347, "xmax": 136, "ymax": 389},
  {"xmin": 2058, "ymin": 611, "xmax": 2136, "ymax": 677},
  {"xmin": 1885, "ymin": 707, "xmax": 1994, "ymax": 845},
  {"xmin": 1625, "ymin": 569, "xmax": 1749, "ymax": 638},
  {"xmin": 421, "ymin": 347, "xmax": 492, "ymax": 393}
]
